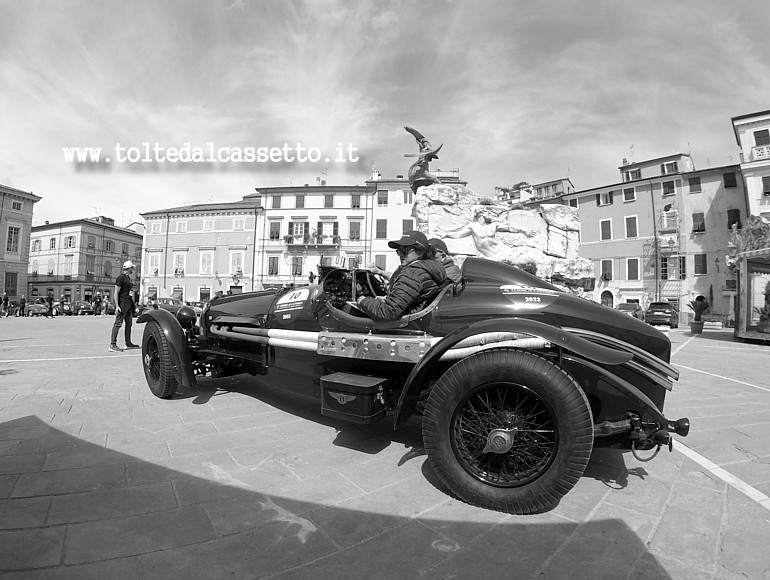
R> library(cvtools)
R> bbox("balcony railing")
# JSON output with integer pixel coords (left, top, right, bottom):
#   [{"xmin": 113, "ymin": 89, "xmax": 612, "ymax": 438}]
[
  {"xmin": 284, "ymin": 235, "xmax": 341, "ymax": 247},
  {"xmin": 752, "ymin": 145, "xmax": 770, "ymax": 161}
]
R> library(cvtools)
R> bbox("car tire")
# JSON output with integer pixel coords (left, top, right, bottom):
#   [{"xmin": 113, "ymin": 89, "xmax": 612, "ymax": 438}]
[
  {"xmin": 422, "ymin": 349, "xmax": 594, "ymax": 515},
  {"xmin": 142, "ymin": 321, "xmax": 178, "ymax": 399}
]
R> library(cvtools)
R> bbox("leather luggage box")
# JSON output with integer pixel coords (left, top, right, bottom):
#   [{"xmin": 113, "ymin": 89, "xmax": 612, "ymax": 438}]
[{"xmin": 320, "ymin": 372, "xmax": 387, "ymax": 424}]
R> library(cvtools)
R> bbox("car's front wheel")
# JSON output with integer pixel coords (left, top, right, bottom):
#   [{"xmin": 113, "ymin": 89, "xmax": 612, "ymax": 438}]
[
  {"xmin": 142, "ymin": 321, "xmax": 178, "ymax": 398},
  {"xmin": 422, "ymin": 349, "xmax": 594, "ymax": 515}
]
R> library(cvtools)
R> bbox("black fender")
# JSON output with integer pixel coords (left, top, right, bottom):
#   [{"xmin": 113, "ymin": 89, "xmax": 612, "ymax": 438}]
[
  {"xmin": 394, "ymin": 317, "xmax": 632, "ymax": 428},
  {"xmin": 137, "ymin": 308, "xmax": 196, "ymax": 388}
]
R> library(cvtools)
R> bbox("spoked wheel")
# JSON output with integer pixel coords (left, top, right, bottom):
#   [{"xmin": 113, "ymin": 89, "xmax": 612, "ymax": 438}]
[
  {"xmin": 422, "ymin": 349, "xmax": 593, "ymax": 514},
  {"xmin": 142, "ymin": 321, "xmax": 177, "ymax": 398}
]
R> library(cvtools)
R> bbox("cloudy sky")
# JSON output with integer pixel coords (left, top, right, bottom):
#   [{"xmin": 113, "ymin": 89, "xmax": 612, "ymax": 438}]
[{"xmin": 2, "ymin": 0, "xmax": 769, "ymax": 227}]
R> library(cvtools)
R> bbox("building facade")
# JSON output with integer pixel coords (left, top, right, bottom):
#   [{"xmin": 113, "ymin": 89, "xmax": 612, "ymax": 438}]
[
  {"xmin": 557, "ymin": 153, "xmax": 745, "ymax": 322},
  {"xmin": 497, "ymin": 178, "xmax": 575, "ymax": 205},
  {"xmin": 1, "ymin": 184, "xmax": 41, "ymax": 300},
  {"xmin": 138, "ymin": 169, "xmax": 466, "ymax": 301},
  {"xmin": 29, "ymin": 217, "xmax": 143, "ymax": 303},
  {"xmin": 141, "ymin": 185, "xmax": 376, "ymax": 300},
  {"xmin": 245, "ymin": 184, "xmax": 373, "ymax": 289},
  {"xmin": 141, "ymin": 201, "xmax": 263, "ymax": 302},
  {"xmin": 729, "ymin": 110, "xmax": 770, "ymax": 339},
  {"xmin": 732, "ymin": 110, "xmax": 770, "ymax": 219}
]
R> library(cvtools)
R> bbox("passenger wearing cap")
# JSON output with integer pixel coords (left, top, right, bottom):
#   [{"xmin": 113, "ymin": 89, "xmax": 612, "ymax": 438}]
[
  {"xmin": 109, "ymin": 260, "xmax": 139, "ymax": 352},
  {"xmin": 428, "ymin": 237, "xmax": 462, "ymax": 283},
  {"xmin": 356, "ymin": 230, "xmax": 447, "ymax": 321}
]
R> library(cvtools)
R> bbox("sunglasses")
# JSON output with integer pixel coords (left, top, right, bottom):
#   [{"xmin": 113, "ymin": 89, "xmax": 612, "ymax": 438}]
[{"xmin": 396, "ymin": 246, "xmax": 415, "ymax": 257}]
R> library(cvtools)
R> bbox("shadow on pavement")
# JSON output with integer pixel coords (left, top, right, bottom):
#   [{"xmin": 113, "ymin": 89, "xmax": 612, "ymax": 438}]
[{"xmin": 0, "ymin": 415, "xmax": 673, "ymax": 579}]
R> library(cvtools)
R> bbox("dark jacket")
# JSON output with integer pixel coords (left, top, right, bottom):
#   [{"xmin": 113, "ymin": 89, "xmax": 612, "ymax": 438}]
[
  {"xmin": 440, "ymin": 256, "xmax": 462, "ymax": 283},
  {"xmin": 358, "ymin": 259, "xmax": 447, "ymax": 321}
]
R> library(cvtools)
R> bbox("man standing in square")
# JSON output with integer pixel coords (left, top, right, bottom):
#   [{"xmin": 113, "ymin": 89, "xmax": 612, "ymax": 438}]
[{"xmin": 109, "ymin": 260, "xmax": 139, "ymax": 352}]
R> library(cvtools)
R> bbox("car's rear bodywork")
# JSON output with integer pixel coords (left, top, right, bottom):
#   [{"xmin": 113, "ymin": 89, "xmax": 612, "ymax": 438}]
[
  {"xmin": 138, "ymin": 258, "xmax": 689, "ymax": 514},
  {"xmin": 645, "ymin": 302, "xmax": 680, "ymax": 327}
]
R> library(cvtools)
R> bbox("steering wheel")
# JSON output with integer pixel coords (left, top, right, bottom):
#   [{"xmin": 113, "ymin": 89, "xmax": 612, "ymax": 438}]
[{"xmin": 354, "ymin": 270, "xmax": 387, "ymax": 299}]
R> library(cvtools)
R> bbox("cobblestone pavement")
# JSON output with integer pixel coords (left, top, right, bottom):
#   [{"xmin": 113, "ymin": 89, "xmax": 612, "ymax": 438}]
[{"xmin": 0, "ymin": 316, "xmax": 769, "ymax": 579}]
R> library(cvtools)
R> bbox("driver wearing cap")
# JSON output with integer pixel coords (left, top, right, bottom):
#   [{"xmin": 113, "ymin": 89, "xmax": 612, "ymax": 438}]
[{"xmin": 356, "ymin": 230, "xmax": 446, "ymax": 321}]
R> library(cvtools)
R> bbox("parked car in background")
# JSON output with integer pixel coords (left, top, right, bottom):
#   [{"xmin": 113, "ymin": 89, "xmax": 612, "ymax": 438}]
[
  {"xmin": 71, "ymin": 300, "xmax": 95, "ymax": 315},
  {"xmin": 645, "ymin": 301, "xmax": 679, "ymax": 328},
  {"xmin": 24, "ymin": 302, "xmax": 48, "ymax": 317},
  {"xmin": 154, "ymin": 297, "xmax": 186, "ymax": 315},
  {"xmin": 615, "ymin": 303, "xmax": 644, "ymax": 319}
]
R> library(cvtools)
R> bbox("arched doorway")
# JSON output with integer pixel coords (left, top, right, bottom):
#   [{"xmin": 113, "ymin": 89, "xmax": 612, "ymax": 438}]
[{"xmin": 600, "ymin": 290, "xmax": 614, "ymax": 308}]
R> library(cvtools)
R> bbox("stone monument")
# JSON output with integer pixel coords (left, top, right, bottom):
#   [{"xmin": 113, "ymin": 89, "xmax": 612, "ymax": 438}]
[{"xmin": 404, "ymin": 127, "xmax": 595, "ymax": 295}]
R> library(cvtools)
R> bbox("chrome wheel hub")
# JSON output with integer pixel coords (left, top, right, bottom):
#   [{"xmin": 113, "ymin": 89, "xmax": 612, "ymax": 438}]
[{"xmin": 482, "ymin": 427, "xmax": 519, "ymax": 454}]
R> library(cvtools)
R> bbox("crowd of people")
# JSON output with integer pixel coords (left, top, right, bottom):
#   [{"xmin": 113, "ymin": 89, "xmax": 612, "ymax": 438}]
[{"xmin": 1, "ymin": 290, "xmax": 117, "ymax": 318}]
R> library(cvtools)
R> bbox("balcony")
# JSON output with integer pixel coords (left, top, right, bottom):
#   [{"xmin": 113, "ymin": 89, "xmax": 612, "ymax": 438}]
[
  {"xmin": 751, "ymin": 145, "xmax": 770, "ymax": 161},
  {"xmin": 284, "ymin": 235, "xmax": 340, "ymax": 247}
]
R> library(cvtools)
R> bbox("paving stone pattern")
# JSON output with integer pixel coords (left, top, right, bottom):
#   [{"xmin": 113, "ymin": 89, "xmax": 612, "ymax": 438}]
[{"xmin": 0, "ymin": 316, "xmax": 769, "ymax": 579}]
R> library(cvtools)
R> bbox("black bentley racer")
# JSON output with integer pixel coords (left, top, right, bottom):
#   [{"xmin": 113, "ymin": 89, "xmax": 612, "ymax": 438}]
[{"xmin": 138, "ymin": 258, "xmax": 689, "ymax": 515}]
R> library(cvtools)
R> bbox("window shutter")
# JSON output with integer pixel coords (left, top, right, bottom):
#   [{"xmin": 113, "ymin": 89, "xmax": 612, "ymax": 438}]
[
  {"xmin": 596, "ymin": 193, "xmax": 601, "ymax": 206},
  {"xmin": 317, "ymin": 221, "xmax": 322, "ymax": 235},
  {"xmin": 288, "ymin": 222, "xmax": 294, "ymax": 236},
  {"xmin": 692, "ymin": 213, "xmax": 705, "ymax": 232},
  {"xmin": 609, "ymin": 191, "xmax": 614, "ymax": 204},
  {"xmin": 333, "ymin": 221, "xmax": 339, "ymax": 236}
]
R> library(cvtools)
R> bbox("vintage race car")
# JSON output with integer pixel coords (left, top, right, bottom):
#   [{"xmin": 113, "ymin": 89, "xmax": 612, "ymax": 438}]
[{"xmin": 137, "ymin": 258, "xmax": 689, "ymax": 514}]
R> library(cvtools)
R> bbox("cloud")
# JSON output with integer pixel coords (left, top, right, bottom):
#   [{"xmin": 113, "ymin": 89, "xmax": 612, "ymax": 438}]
[{"xmin": 1, "ymin": 0, "xmax": 770, "ymax": 224}]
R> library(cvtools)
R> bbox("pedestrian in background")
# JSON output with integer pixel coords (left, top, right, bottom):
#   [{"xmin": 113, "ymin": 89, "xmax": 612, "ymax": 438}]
[
  {"xmin": 1, "ymin": 292, "xmax": 8, "ymax": 317},
  {"xmin": 109, "ymin": 260, "xmax": 139, "ymax": 352},
  {"xmin": 94, "ymin": 292, "xmax": 102, "ymax": 316},
  {"xmin": 101, "ymin": 295, "xmax": 109, "ymax": 316},
  {"xmin": 19, "ymin": 295, "xmax": 26, "ymax": 317},
  {"xmin": 46, "ymin": 292, "xmax": 54, "ymax": 318}
]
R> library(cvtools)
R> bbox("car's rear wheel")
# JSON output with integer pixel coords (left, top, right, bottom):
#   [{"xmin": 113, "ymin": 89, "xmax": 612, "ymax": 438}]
[
  {"xmin": 422, "ymin": 349, "xmax": 593, "ymax": 515},
  {"xmin": 142, "ymin": 321, "xmax": 177, "ymax": 398}
]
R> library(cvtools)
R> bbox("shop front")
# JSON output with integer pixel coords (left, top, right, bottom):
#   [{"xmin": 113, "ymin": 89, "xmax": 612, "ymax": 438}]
[{"xmin": 730, "ymin": 216, "xmax": 770, "ymax": 342}]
